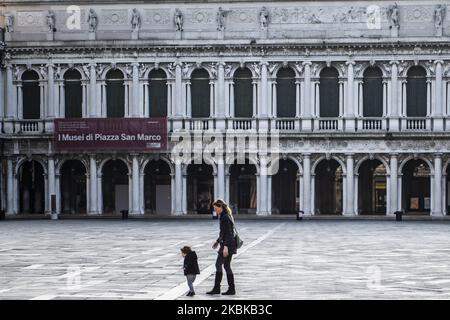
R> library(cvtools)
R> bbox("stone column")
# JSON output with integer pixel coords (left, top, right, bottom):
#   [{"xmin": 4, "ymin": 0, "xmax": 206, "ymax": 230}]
[
  {"xmin": 344, "ymin": 154, "xmax": 355, "ymax": 215},
  {"xmin": 339, "ymin": 80, "xmax": 344, "ymax": 117},
  {"xmin": 217, "ymin": 159, "xmax": 225, "ymax": 200},
  {"xmin": 259, "ymin": 62, "xmax": 269, "ymax": 130},
  {"xmin": 6, "ymin": 158, "xmax": 15, "ymax": 215},
  {"xmin": 433, "ymin": 154, "xmax": 443, "ymax": 216},
  {"xmin": 186, "ymin": 81, "xmax": 191, "ymax": 118},
  {"xmin": 131, "ymin": 62, "xmax": 140, "ymax": 117},
  {"xmin": 389, "ymin": 61, "xmax": 400, "ymax": 131},
  {"xmin": 131, "ymin": 155, "xmax": 140, "ymax": 214},
  {"xmin": 390, "ymin": 154, "xmax": 398, "ymax": 214},
  {"xmin": 47, "ymin": 63, "xmax": 55, "ymax": 118},
  {"xmin": 209, "ymin": 80, "xmax": 215, "ymax": 117},
  {"xmin": 345, "ymin": 61, "xmax": 355, "ymax": 131},
  {"xmin": 258, "ymin": 155, "xmax": 269, "ymax": 215},
  {"xmin": 89, "ymin": 63, "xmax": 97, "ymax": 117},
  {"xmin": 272, "ymin": 81, "xmax": 277, "ymax": 118},
  {"xmin": 295, "ymin": 78, "xmax": 301, "ymax": 118},
  {"xmin": 173, "ymin": 62, "xmax": 183, "ymax": 130},
  {"xmin": 174, "ymin": 161, "xmax": 183, "ymax": 214},
  {"xmin": 139, "ymin": 172, "xmax": 145, "ymax": 214},
  {"xmin": 229, "ymin": 81, "xmax": 235, "ymax": 117},
  {"xmin": 302, "ymin": 62, "xmax": 312, "ymax": 118},
  {"xmin": 216, "ymin": 63, "xmax": 226, "ymax": 129},
  {"xmin": 88, "ymin": 155, "xmax": 98, "ymax": 214},
  {"xmin": 252, "ymin": 80, "xmax": 257, "ymax": 117},
  {"xmin": 5, "ymin": 64, "xmax": 15, "ymax": 121},
  {"xmin": 434, "ymin": 61, "xmax": 444, "ymax": 131},
  {"xmin": 302, "ymin": 154, "xmax": 311, "ymax": 215},
  {"xmin": 47, "ymin": 157, "xmax": 56, "ymax": 214}
]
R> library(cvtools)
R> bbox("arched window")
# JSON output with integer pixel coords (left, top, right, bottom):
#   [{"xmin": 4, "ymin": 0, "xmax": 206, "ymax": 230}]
[
  {"xmin": 106, "ymin": 69, "xmax": 125, "ymax": 118},
  {"xmin": 319, "ymin": 67, "xmax": 339, "ymax": 117},
  {"xmin": 407, "ymin": 66, "xmax": 427, "ymax": 117},
  {"xmin": 191, "ymin": 68, "xmax": 210, "ymax": 118},
  {"xmin": 363, "ymin": 67, "xmax": 383, "ymax": 117},
  {"xmin": 276, "ymin": 68, "xmax": 296, "ymax": 117},
  {"xmin": 22, "ymin": 70, "xmax": 40, "ymax": 119},
  {"xmin": 149, "ymin": 69, "xmax": 167, "ymax": 117},
  {"xmin": 233, "ymin": 68, "xmax": 253, "ymax": 118},
  {"xmin": 64, "ymin": 69, "xmax": 82, "ymax": 118}
]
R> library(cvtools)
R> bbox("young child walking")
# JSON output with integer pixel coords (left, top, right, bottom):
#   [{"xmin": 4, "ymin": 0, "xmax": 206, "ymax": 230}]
[{"xmin": 180, "ymin": 246, "xmax": 200, "ymax": 296}]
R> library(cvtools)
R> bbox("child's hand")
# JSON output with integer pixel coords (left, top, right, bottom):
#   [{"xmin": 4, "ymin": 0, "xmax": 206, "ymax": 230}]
[{"xmin": 212, "ymin": 241, "xmax": 219, "ymax": 249}]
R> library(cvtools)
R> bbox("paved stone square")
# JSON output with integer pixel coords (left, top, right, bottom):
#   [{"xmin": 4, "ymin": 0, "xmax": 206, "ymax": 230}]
[{"xmin": 1, "ymin": 219, "xmax": 450, "ymax": 300}]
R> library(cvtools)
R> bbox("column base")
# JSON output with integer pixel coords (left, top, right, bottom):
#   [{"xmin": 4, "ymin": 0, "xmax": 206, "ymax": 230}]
[
  {"xmin": 3, "ymin": 121, "xmax": 14, "ymax": 134},
  {"xmin": 172, "ymin": 211, "xmax": 187, "ymax": 216},
  {"xmin": 431, "ymin": 211, "xmax": 445, "ymax": 216},
  {"xmin": 256, "ymin": 211, "xmax": 271, "ymax": 216},
  {"xmin": 300, "ymin": 118, "xmax": 313, "ymax": 131},
  {"xmin": 433, "ymin": 118, "xmax": 444, "ymax": 132},
  {"xmin": 344, "ymin": 119, "xmax": 356, "ymax": 132},
  {"xmin": 88, "ymin": 32, "xmax": 96, "ymax": 40},
  {"xmin": 87, "ymin": 211, "xmax": 101, "ymax": 216},
  {"xmin": 131, "ymin": 31, "xmax": 139, "ymax": 40},
  {"xmin": 46, "ymin": 32, "xmax": 54, "ymax": 41},
  {"xmin": 389, "ymin": 118, "xmax": 400, "ymax": 132}
]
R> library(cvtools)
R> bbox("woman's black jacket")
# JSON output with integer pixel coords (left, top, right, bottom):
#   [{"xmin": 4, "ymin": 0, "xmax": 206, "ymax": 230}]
[{"xmin": 216, "ymin": 213, "xmax": 237, "ymax": 254}]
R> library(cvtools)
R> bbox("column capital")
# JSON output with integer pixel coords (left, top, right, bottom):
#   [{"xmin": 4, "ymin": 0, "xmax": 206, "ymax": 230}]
[
  {"xmin": 345, "ymin": 153, "xmax": 354, "ymax": 158},
  {"xmin": 302, "ymin": 61, "xmax": 312, "ymax": 67},
  {"xmin": 389, "ymin": 60, "xmax": 400, "ymax": 66},
  {"xmin": 302, "ymin": 153, "xmax": 311, "ymax": 158},
  {"xmin": 434, "ymin": 60, "xmax": 444, "ymax": 66},
  {"xmin": 88, "ymin": 62, "xmax": 97, "ymax": 68},
  {"xmin": 345, "ymin": 61, "xmax": 356, "ymax": 66},
  {"xmin": 131, "ymin": 62, "xmax": 139, "ymax": 67},
  {"xmin": 434, "ymin": 153, "xmax": 443, "ymax": 158},
  {"xmin": 390, "ymin": 153, "xmax": 399, "ymax": 158}
]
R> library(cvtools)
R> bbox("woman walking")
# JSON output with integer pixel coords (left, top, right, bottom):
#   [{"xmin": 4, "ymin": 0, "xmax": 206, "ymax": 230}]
[{"xmin": 207, "ymin": 199, "xmax": 237, "ymax": 295}]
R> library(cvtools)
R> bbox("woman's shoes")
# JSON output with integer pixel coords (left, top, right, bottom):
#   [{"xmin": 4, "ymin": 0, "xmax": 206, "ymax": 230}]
[
  {"xmin": 186, "ymin": 291, "xmax": 195, "ymax": 297},
  {"xmin": 206, "ymin": 287, "xmax": 220, "ymax": 295},
  {"xmin": 221, "ymin": 288, "xmax": 236, "ymax": 295}
]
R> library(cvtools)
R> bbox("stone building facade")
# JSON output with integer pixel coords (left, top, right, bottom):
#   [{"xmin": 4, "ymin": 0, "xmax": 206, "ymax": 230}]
[{"xmin": 1, "ymin": 0, "xmax": 450, "ymax": 217}]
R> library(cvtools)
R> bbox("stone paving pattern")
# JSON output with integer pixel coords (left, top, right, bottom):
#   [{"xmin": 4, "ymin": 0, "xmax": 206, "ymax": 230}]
[{"xmin": 1, "ymin": 220, "xmax": 450, "ymax": 299}]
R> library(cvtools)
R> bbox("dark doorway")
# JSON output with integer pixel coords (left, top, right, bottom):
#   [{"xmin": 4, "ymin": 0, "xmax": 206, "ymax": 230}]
[
  {"xmin": 406, "ymin": 66, "xmax": 427, "ymax": 117},
  {"xmin": 64, "ymin": 69, "xmax": 83, "ymax": 118},
  {"xmin": 230, "ymin": 160, "xmax": 257, "ymax": 214},
  {"xmin": 402, "ymin": 159, "xmax": 430, "ymax": 214},
  {"xmin": 187, "ymin": 162, "xmax": 214, "ymax": 214},
  {"xmin": 276, "ymin": 68, "xmax": 296, "ymax": 118},
  {"xmin": 22, "ymin": 70, "xmax": 40, "ymax": 119},
  {"xmin": 233, "ymin": 68, "xmax": 253, "ymax": 118},
  {"xmin": 144, "ymin": 160, "xmax": 171, "ymax": 214},
  {"xmin": 106, "ymin": 69, "xmax": 125, "ymax": 118},
  {"xmin": 60, "ymin": 160, "xmax": 87, "ymax": 214},
  {"xmin": 191, "ymin": 68, "xmax": 210, "ymax": 118},
  {"xmin": 363, "ymin": 67, "xmax": 383, "ymax": 117},
  {"xmin": 272, "ymin": 159, "xmax": 299, "ymax": 214},
  {"xmin": 358, "ymin": 159, "xmax": 387, "ymax": 215},
  {"xmin": 102, "ymin": 159, "xmax": 129, "ymax": 214},
  {"xmin": 315, "ymin": 159, "xmax": 343, "ymax": 214},
  {"xmin": 319, "ymin": 67, "xmax": 339, "ymax": 117},
  {"xmin": 149, "ymin": 69, "xmax": 168, "ymax": 117},
  {"xmin": 18, "ymin": 160, "xmax": 45, "ymax": 214}
]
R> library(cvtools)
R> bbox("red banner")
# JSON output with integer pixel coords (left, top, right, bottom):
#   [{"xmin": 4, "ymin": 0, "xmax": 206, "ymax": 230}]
[{"xmin": 54, "ymin": 118, "xmax": 167, "ymax": 151}]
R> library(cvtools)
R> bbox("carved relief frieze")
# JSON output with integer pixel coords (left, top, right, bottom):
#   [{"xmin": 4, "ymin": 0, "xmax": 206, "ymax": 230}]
[{"xmin": 101, "ymin": 10, "xmax": 128, "ymax": 26}]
